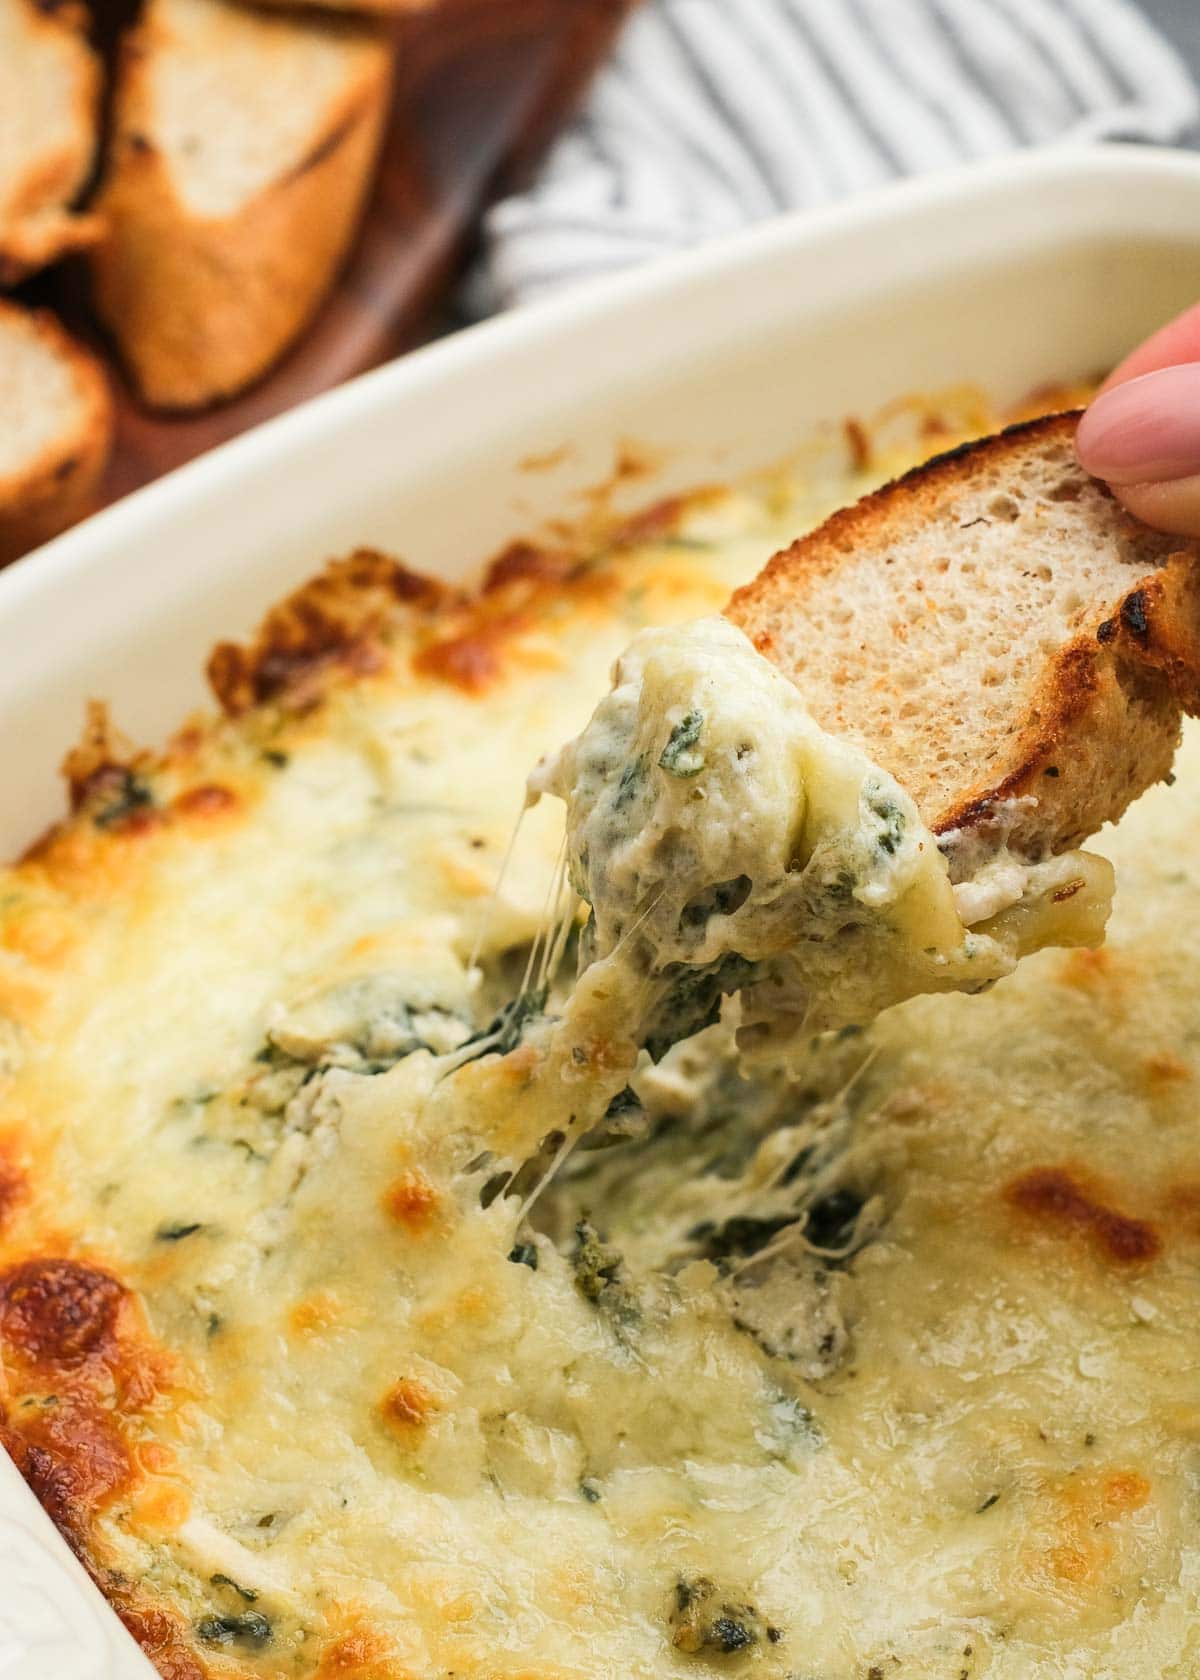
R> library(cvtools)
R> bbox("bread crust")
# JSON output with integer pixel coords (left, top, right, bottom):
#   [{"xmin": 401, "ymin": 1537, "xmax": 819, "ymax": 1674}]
[
  {"xmin": 0, "ymin": 0, "xmax": 104, "ymax": 283},
  {"xmin": 0, "ymin": 303, "xmax": 113, "ymax": 566},
  {"xmin": 91, "ymin": 6, "xmax": 395, "ymax": 412},
  {"xmin": 727, "ymin": 413, "xmax": 1200, "ymax": 854}
]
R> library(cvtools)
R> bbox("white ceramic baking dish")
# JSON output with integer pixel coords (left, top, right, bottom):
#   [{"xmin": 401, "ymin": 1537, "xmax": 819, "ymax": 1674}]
[{"xmin": 4, "ymin": 143, "xmax": 1200, "ymax": 1679}]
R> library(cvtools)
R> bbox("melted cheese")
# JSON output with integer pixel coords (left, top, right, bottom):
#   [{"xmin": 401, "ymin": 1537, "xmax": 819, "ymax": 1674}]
[
  {"xmin": 1, "ymin": 385, "xmax": 1198, "ymax": 1680},
  {"xmin": 530, "ymin": 616, "xmax": 1112, "ymax": 1056}
]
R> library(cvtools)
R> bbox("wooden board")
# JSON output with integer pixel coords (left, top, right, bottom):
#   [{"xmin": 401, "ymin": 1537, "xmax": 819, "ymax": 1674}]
[{"xmin": 30, "ymin": 0, "xmax": 635, "ymax": 510}]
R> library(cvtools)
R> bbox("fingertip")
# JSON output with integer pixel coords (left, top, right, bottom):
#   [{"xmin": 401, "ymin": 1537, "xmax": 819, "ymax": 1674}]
[
  {"xmin": 1110, "ymin": 473, "xmax": 1200, "ymax": 540},
  {"xmin": 1075, "ymin": 387, "xmax": 1117, "ymax": 475},
  {"xmin": 1076, "ymin": 365, "xmax": 1200, "ymax": 487}
]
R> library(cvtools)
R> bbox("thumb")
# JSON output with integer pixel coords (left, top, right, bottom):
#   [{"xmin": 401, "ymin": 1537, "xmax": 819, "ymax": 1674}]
[{"xmin": 1076, "ymin": 364, "xmax": 1200, "ymax": 539}]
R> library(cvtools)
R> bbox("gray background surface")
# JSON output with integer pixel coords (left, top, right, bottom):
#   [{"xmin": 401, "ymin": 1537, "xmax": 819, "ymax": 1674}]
[{"xmin": 1145, "ymin": 0, "xmax": 1200, "ymax": 102}]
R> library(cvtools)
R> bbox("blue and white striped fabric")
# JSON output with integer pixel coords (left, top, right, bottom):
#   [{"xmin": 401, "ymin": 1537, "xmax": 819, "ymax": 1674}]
[{"xmin": 473, "ymin": 0, "xmax": 1199, "ymax": 310}]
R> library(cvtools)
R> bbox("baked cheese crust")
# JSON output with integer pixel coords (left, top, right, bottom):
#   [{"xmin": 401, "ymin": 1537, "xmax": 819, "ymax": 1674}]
[{"xmin": 5, "ymin": 386, "xmax": 1198, "ymax": 1680}]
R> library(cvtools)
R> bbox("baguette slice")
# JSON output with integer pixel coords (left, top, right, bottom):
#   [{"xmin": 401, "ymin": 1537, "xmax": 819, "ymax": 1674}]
[
  {"xmin": 0, "ymin": 300, "xmax": 113, "ymax": 565},
  {"xmin": 727, "ymin": 412, "xmax": 1200, "ymax": 859},
  {"xmin": 0, "ymin": 0, "xmax": 104, "ymax": 283},
  {"xmin": 91, "ymin": 0, "xmax": 394, "ymax": 411}
]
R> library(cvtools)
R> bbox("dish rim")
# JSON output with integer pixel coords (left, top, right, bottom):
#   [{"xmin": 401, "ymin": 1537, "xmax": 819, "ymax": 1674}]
[
  {"xmin": 4, "ymin": 141, "xmax": 1200, "ymax": 1679},
  {"xmin": 4, "ymin": 143, "xmax": 1200, "ymax": 621}
]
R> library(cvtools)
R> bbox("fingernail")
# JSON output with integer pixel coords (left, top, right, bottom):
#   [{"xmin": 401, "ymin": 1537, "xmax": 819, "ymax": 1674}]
[{"xmin": 1077, "ymin": 364, "xmax": 1200, "ymax": 486}]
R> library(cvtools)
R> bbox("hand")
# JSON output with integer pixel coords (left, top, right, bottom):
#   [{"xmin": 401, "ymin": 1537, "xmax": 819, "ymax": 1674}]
[{"xmin": 1076, "ymin": 302, "xmax": 1200, "ymax": 538}]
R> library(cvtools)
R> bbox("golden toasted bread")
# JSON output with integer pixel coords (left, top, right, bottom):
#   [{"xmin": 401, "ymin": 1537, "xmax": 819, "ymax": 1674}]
[
  {"xmin": 0, "ymin": 300, "xmax": 113, "ymax": 564},
  {"xmin": 727, "ymin": 413, "xmax": 1200, "ymax": 857},
  {"xmin": 0, "ymin": 0, "xmax": 103, "ymax": 283},
  {"xmin": 91, "ymin": 0, "xmax": 394, "ymax": 411}
]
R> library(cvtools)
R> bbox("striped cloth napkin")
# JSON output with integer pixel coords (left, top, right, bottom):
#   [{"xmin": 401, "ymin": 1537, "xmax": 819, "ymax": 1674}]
[{"xmin": 473, "ymin": 0, "xmax": 1199, "ymax": 310}]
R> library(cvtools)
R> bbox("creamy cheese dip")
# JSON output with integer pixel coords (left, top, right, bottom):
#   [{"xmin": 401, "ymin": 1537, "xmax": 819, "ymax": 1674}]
[
  {"xmin": 7, "ymin": 385, "xmax": 1197, "ymax": 1680},
  {"xmin": 530, "ymin": 617, "xmax": 1113, "ymax": 1059}
]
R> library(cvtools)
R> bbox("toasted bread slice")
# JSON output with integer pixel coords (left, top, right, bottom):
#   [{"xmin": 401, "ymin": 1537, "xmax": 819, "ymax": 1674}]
[
  {"xmin": 0, "ymin": 0, "xmax": 104, "ymax": 284},
  {"xmin": 727, "ymin": 413, "xmax": 1200, "ymax": 859},
  {"xmin": 0, "ymin": 300, "xmax": 113, "ymax": 565},
  {"xmin": 91, "ymin": 0, "xmax": 394, "ymax": 411}
]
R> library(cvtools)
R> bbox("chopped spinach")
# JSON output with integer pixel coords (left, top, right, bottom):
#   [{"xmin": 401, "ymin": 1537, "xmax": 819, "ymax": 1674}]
[
  {"xmin": 93, "ymin": 770, "xmax": 154, "ymax": 830},
  {"xmin": 572, "ymin": 1217, "xmax": 624, "ymax": 1303},
  {"xmin": 196, "ymin": 1611, "xmax": 272, "ymax": 1649},
  {"xmin": 864, "ymin": 780, "xmax": 906, "ymax": 858},
  {"xmin": 254, "ymin": 979, "xmax": 473, "ymax": 1095},
  {"xmin": 642, "ymin": 953, "xmax": 755, "ymax": 1062},
  {"xmin": 155, "ymin": 1221, "xmax": 203, "ymax": 1243},
  {"xmin": 571, "ymin": 1218, "xmax": 640, "ymax": 1333},
  {"xmin": 579, "ymin": 1476, "xmax": 603, "ymax": 1503},
  {"xmin": 266, "ymin": 980, "xmax": 463, "ymax": 1074},
  {"xmin": 613, "ymin": 753, "xmax": 648, "ymax": 813},
  {"xmin": 459, "ymin": 984, "xmax": 549, "ymax": 1063},
  {"xmin": 507, "ymin": 1241, "xmax": 539, "ymax": 1271},
  {"xmin": 659, "ymin": 710, "xmax": 706, "ymax": 778},
  {"xmin": 210, "ymin": 1573, "xmax": 258, "ymax": 1602},
  {"xmin": 670, "ymin": 1577, "xmax": 779, "ymax": 1656}
]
